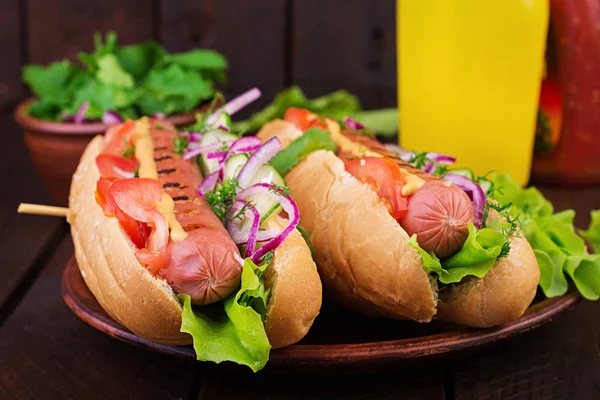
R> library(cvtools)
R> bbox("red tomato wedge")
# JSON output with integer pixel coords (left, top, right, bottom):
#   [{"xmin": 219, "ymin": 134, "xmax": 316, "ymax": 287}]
[
  {"xmin": 284, "ymin": 107, "xmax": 328, "ymax": 131},
  {"xmin": 341, "ymin": 156, "xmax": 409, "ymax": 220},
  {"xmin": 109, "ymin": 178, "xmax": 169, "ymax": 273},
  {"xmin": 95, "ymin": 154, "xmax": 138, "ymax": 179},
  {"xmin": 95, "ymin": 177, "xmax": 150, "ymax": 249},
  {"xmin": 103, "ymin": 120, "xmax": 136, "ymax": 157}
]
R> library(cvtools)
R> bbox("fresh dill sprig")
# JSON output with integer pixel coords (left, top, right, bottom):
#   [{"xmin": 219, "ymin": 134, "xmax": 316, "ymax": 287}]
[
  {"xmin": 173, "ymin": 136, "xmax": 189, "ymax": 155},
  {"xmin": 268, "ymin": 184, "xmax": 291, "ymax": 196},
  {"xmin": 204, "ymin": 177, "xmax": 241, "ymax": 223}
]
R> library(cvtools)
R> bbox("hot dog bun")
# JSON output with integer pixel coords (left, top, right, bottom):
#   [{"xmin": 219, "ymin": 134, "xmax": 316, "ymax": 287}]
[
  {"xmin": 259, "ymin": 120, "xmax": 540, "ymax": 327},
  {"xmin": 285, "ymin": 150, "xmax": 437, "ymax": 322},
  {"xmin": 68, "ymin": 134, "xmax": 321, "ymax": 347}
]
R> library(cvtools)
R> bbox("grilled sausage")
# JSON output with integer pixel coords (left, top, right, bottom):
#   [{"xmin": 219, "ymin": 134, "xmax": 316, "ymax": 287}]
[
  {"xmin": 148, "ymin": 121, "xmax": 242, "ymax": 304},
  {"xmin": 342, "ymin": 131, "xmax": 474, "ymax": 257}
]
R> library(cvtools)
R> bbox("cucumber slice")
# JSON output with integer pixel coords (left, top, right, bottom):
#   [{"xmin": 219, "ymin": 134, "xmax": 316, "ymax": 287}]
[
  {"xmin": 241, "ymin": 165, "xmax": 286, "ymax": 229},
  {"xmin": 199, "ymin": 130, "xmax": 238, "ymax": 176},
  {"xmin": 248, "ymin": 165, "xmax": 285, "ymax": 187},
  {"xmin": 448, "ymin": 168, "xmax": 475, "ymax": 180},
  {"xmin": 477, "ymin": 177, "xmax": 493, "ymax": 196},
  {"xmin": 223, "ymin": 154, "xmax": 249, "ymax": 180},
  {"xmin": 212, "ymin": 112, "xmax": 232, "ymax": 130}
]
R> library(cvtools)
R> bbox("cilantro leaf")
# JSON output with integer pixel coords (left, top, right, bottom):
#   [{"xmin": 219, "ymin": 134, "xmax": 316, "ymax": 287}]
[
  {"xmin": 96, "ymin": 54, "xmax": 134, "ymax": 88},
  {"xmin": 270, "ymin": 127, "xmax": 337, "ymax": 176},
  {"xmin": 23, "ymin": 61, "xmax": 75, "ymax": 105},
  {"xmin": 117, "ymin": 41, "xmax": 166, "ymax": 80},
  {"xmin": 168, "ymin": 49, "xmax": 228, "ymax": 70}
]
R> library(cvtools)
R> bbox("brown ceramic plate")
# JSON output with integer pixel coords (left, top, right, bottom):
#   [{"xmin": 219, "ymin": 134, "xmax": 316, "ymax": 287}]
[{"xmin": 62, "ymin": 256, "xmax": 580, "ymax": 371}]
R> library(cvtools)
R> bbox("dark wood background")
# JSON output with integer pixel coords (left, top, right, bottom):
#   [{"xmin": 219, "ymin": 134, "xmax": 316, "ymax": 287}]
[
  {"xmin": 0, "ymin": 0, "xmax": 397, "ymax": 118},
  {"xmin": 2, "ymin": 1, "xmax": 600, "ymax": 399}
]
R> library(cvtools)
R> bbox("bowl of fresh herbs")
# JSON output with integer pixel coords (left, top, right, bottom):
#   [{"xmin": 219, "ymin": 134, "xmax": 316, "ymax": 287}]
[{"xmin": 15, "ymin": 33, "xmax": 227, "ymax": 205}]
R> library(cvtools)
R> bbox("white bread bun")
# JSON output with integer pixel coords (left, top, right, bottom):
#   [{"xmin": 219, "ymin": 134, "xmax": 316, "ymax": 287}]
[
  {"xmin": 68, "ymin": 135, "xmax": 321, "ymax": 347},
  {"xmin": 68, "ymin": 136, "xmax": 190, "ymax": 345},
  {"xmin": 257, "ymin": 119, "xmax": 303, "ymax": 148},
  {"xmin": 285, "ymin": 150, "xmax": 437, "ymax": 322},
  {"xmin": 260, "ymin": 120, "xmax": 540, "ymax": 327},
  {"xmin": 437, "ymin": 235, "xmax": 540, "ymax": 327}
]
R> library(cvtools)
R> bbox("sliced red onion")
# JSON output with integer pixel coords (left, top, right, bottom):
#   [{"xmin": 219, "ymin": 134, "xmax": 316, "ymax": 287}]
[
  {"xmin": 189, "ymin": 132, "xmax": 203, "ymax": 142},
  {"xmin": 236, "ymin": 137, "xmax": 282, "ymax": 189},
  {"xmin": 207, "ymin": 151, "xmax": 227, "ymax": 160},
  {"xmin": 343, "ymin": 116, "xmax": 364, "ymax": 130},
  {"xmin": 384, "ymin": 144, "xmax": 413, "ymax": 161},
  {"xmin": 227, "ymin": 137, "xmax": 261, "ymax": 157},
  {"xmin": 153, "ymin": 112, "xmax": 166, "ymax": 120},
  {"xmin": 227, "ymin": 200, "xmax": 260, "ymax": 258},
  {"xmin": 61, "ymin": 113, "xmax": 75, "ymax": 122},
  {"xmin": 183, "ymin": 141, "xmax": 232, "ymax": 160},
  {"xmin": 197, "ymin": 171, "xmax": 220, "ymax": 195},
  {"xmin": 217, "ymin": 124, "xmax": 230, "ymax": 132},
  {"xmin": 443, "ymin": 173, "xmax": 486, "ymax": 228},
  {"xmin": 74, "ymin": 101, "xmax": 90, "ymax": 124},
  {"xmin": 234, "ymin": 183, "xmax": 299, "ymax": 263},
  {"xmin": 206, "ymin": 88, "xmax": 261, "ymax": 125},
  {"xmin": 102, "ymin": 110, "xmax": 123, "ymax": 124},
  {"xmin": 427, "ymin": 152, "xmax": 456, "ymax": 164}
]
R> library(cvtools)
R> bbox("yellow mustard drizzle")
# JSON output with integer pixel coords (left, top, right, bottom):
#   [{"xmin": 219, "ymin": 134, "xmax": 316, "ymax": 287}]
[
  {"xmin": 324, "ymin": 119, "xmax": 425, "ymax": 195},
  {"xmin": 134, "ymin": 117, "xmax": 188, "ymax": 242}
]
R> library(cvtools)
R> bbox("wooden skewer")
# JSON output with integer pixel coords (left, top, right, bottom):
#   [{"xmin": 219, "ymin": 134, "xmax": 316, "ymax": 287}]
[{"xmin": 17, "ymin": 203, "xmax": 69, "ymax": 217}]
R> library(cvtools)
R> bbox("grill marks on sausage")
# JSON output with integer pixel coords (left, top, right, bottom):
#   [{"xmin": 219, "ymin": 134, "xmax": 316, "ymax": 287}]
[
  {"xmin": 149, "ymin": 125, "xmax": 206, "ymax": 232},
  {"xmin": 343, "ymin": 131, "xmax": 438, "ymax": 181}
]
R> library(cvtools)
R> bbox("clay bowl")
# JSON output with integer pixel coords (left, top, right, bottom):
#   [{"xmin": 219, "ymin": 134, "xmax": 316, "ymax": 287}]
[{"xmin": 14, "ymin": 98, "xmax": 214, "ymax": 206}]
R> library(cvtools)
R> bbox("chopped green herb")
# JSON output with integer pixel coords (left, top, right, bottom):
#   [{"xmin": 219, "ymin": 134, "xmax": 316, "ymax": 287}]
[
  {"xmin": 173, "ymin": 135, "xmax": 189, "ymax": 155},
  {"xmin": 204, "ymin": 177, "xmax": 241, "ymax": 223}
]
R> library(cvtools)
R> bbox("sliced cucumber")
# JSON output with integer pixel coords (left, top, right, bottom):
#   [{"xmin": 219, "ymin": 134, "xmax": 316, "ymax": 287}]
[
  {"xmin": 448, "ymin": 168, "xmax": 475, "ymax": 180},
  {"xmin": 248, "ymin": 165, "xmax": 285, "ymax": 187},
  {"xmin": 212, "ymin": 112, "xmax": 232, "ymax": 130},
  {"xmin": 223, "ymin": 154, "xmax": 249, "ymax": 180},
  {"xmin": 199, "ymin": 130, "xmax": 238, "ymax": 176},
  {"xmin": 477, "ymin": 177, "xmax": 493, "ymax": 196},
  {"xmin": 240, "ymin": 165, "xmax": 286, "ymax": 229}
]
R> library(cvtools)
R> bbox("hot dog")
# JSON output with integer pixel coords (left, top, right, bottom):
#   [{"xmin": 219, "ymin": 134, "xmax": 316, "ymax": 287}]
[
  {"xmin": 68, "ymin": 112, "xmax": 322, "ymax": 360},
  {"xmin": 257, "ymin": 109, "xmax": 540, "ymax": 328}
]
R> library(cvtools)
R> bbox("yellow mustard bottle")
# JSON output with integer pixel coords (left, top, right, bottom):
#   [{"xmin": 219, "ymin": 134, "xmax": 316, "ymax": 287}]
[{"xmin": 398, "ymin": 0, "xmax": 549, "ymax": 186}]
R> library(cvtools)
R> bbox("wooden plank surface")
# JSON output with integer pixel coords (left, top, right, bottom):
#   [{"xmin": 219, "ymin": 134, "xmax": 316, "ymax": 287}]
[
  {"xmin": 198, "ymin": 365, "xmax": 446, "ymax": 400},
  {"xmin": 26, "ymin": 0, "xmax": 154, "ymax": 64},
  {"xmin": 158, "ymin": 0, "xmax": 287, "ymax": 118},
  {"xmin": 292, "ymin": 0, "xmax": 397, "ymax": 109},
  {"xmin": 0, "ymin": 115, "xmax": 66, "ymax": 314},
  {"xmin": 0, "ymin": 236, "xmax": 199, "ymax": 399},
  {"xmin": 0, "ymin": 0, "xmax": 23, "ymax": 112}
]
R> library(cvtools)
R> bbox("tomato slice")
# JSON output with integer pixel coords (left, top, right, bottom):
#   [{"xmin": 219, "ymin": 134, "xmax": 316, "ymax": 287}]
[
  {"xmin": 109, "ymin": 178, "xmax": 169, "ymax": 272},
  {"xmin": 95, "ymin": 177, "xmax": 150, "ymax": 249},
  {"xmin": 103, "ymin": 120, "xmax": 136, "ymax": 157},
  {"xmin": 341, "ymin": 156, "xmax": 408, "ymax": 220},
  {"xmin": 284, "ymin": 107, "xmax": 328, "ymax": 131},
  {"xmin": 96, "ymin": 154, "xmax": 139, "ymax": 179}
]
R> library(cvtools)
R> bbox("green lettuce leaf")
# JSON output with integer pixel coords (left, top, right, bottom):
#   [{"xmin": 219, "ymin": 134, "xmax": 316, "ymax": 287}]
[
  {"xmin": 117, "ymin": 41, "xmax": 166, "ymax": 80},
  {"xmin": 440, "ymin": 224, "xmax": 505, "ymax": 284},
  {"xmin": 408, "ymin": 224, "xmax": 505, "ymax": 285},
  {"xmin": 489, "ymin": 172, "xmax": 600, "ymax": 300},
  {"xmin": 407, "ymin": 235, "xmax": 445, "ymax": 276},
  {"xmin": 270, "ymin": 127, "xmax": 337, "ymax": 176},
  {"xmin": 580, "ymin": 210, "xmax": 600, "ymax": 254},
  {"xmin": 180, "ymin": 258, "xmax": 271, "ymax": 372},
  {"xmin": 231, "ymin": 86, "xmax": 361, "ymax": 132},
  {"xmin": 350, "ymin": 108, "xmax": 399, "ymax": 137}
]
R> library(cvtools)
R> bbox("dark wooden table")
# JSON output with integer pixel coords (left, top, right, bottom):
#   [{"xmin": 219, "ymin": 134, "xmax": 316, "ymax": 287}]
[{"xmin": 2, "ymin": 114, "xmax": 600, "ymax": 400}]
